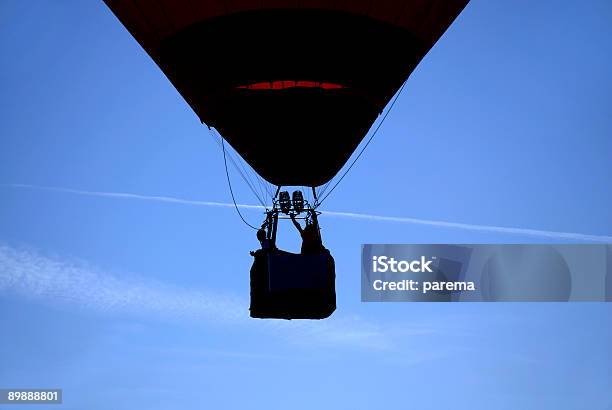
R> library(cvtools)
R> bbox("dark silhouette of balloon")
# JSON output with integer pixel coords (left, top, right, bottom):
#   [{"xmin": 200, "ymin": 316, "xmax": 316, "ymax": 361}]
[{"xmin": 104, "ymin": 1, "xmax": 469, "ymax": 186}]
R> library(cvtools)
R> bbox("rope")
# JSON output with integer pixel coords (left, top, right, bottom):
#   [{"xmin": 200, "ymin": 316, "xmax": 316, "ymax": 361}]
[
  {"xmin": 212, "ymin": 128, "xmax": 274, "ymax": 204},
  {"xmin": 221, "ymin": 138, "xmax": 259, "ymax": 230},
  {"xmin": 317, "ymin": 80, "xmax": 408, "ymax": 206},
  {"xmin": 209, "ymin": 128, "xmax": 267, "ymax": 207}
]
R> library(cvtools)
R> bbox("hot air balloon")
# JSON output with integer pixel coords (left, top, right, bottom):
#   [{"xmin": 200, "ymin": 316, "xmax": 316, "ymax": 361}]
[{"xmin": 103, "ymin": 0, "xmax": 470, "ymax": 319}]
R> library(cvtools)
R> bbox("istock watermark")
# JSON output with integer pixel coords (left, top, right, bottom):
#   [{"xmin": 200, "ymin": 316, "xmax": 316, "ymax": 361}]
[
  {"xmin": 371, "ymin": 255, "xmax": 434, "ymax": 273},
  {"xmin": 362, "ymin": 244, "xmax": 612, "ymax": 302}
]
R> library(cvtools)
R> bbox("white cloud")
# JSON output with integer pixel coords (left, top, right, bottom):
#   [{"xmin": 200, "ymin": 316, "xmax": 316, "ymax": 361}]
[{"xmin": 0, "ymin": 244, "xmax": 391, "ymax": 350}]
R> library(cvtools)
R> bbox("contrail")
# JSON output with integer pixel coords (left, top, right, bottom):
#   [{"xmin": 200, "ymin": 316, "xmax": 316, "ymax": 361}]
[
  {"xmin": 4, "ymin": 183, "xmax": 612, "ymax": 242},
  {"xmin": 3, "ymin": 183, "xmax": 265, "ymax": 211},
  {"xmin": 321, "ymin": 210, "xmax": 612, "ymax": 242}
]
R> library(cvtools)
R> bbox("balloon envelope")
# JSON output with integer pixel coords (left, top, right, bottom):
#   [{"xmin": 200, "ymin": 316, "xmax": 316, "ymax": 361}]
[{"xmin": 104, "ymin": 1, "xmax": 469, "ymax": 186}]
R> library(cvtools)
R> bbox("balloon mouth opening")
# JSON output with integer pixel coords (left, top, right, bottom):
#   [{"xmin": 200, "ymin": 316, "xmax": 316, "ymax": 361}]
[{"xmin": 237, "ymin": 81, "xmax": 346, "ymax": 90}]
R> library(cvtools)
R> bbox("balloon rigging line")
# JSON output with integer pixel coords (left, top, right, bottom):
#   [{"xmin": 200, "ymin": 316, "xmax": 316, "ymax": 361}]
[
  {"xmin": 317, "ymin": 80, "xmax": 408, "ymax": 205},
  {"xmin": 221, "ymin": 138, "xmax": 260, "ymax": 230},
  {"xmin": 212, "ymin": 128, "xmax": 274, "ymax": 202},
  {"xmin": 212, "ymin": 128, "xmax": 267, "ymax": 204},
  {"xmin": 208, "ymin": 128, "xmax": 268, "ymax": 207}
]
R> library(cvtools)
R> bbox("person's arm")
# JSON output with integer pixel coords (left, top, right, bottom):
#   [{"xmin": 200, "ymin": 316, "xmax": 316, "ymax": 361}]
[{"xmin": 290, "ymin": 213, "xmax": 303, "ymax": 234}]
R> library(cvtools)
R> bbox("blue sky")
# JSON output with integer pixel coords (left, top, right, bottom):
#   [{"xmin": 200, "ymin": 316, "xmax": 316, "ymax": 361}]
[{"xmin": 0, "ymin": 1, "xmax": 611, "ymax": 409}]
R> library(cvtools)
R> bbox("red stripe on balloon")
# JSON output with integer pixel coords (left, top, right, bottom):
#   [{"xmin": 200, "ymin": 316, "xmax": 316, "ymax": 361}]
[{"xmin": 237, "ymin": 81, "xmax": 345, "ymax": 90}]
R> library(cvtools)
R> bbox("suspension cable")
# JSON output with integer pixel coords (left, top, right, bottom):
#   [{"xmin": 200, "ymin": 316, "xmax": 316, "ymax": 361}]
[
  {"xmin": 317, "ymin": 80, "xmax": 408, "ymax": 206},
  {"xmin": 212, "ymin": 128, "xmax": 264, "ymax": 204},
  {"xmin": 213, "ymin": 128, "xmax": 274, "ymax": 203},
  {"xmin": 216, "ymin": 129, "xmax": 274, "ymax": 200},
  {"xmin": 208, "ymin": 128, "xmax": 267, "ymax": 207},
  {"xmin": 221, "ymin": 138, "xmax": 259, "ymax": 230}
]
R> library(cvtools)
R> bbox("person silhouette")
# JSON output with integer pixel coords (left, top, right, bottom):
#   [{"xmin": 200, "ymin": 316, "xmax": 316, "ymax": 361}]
[
  {"xmin": 256, "ymin": 228, "xmax": 273, "ymax": 250},
  {"xmin": 290, "ymin": 213, "xmax": 324, "ymax": 254},
  {"xmin": 250, "ymin": 228, "xmax": 274, "ymax": 257}
]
